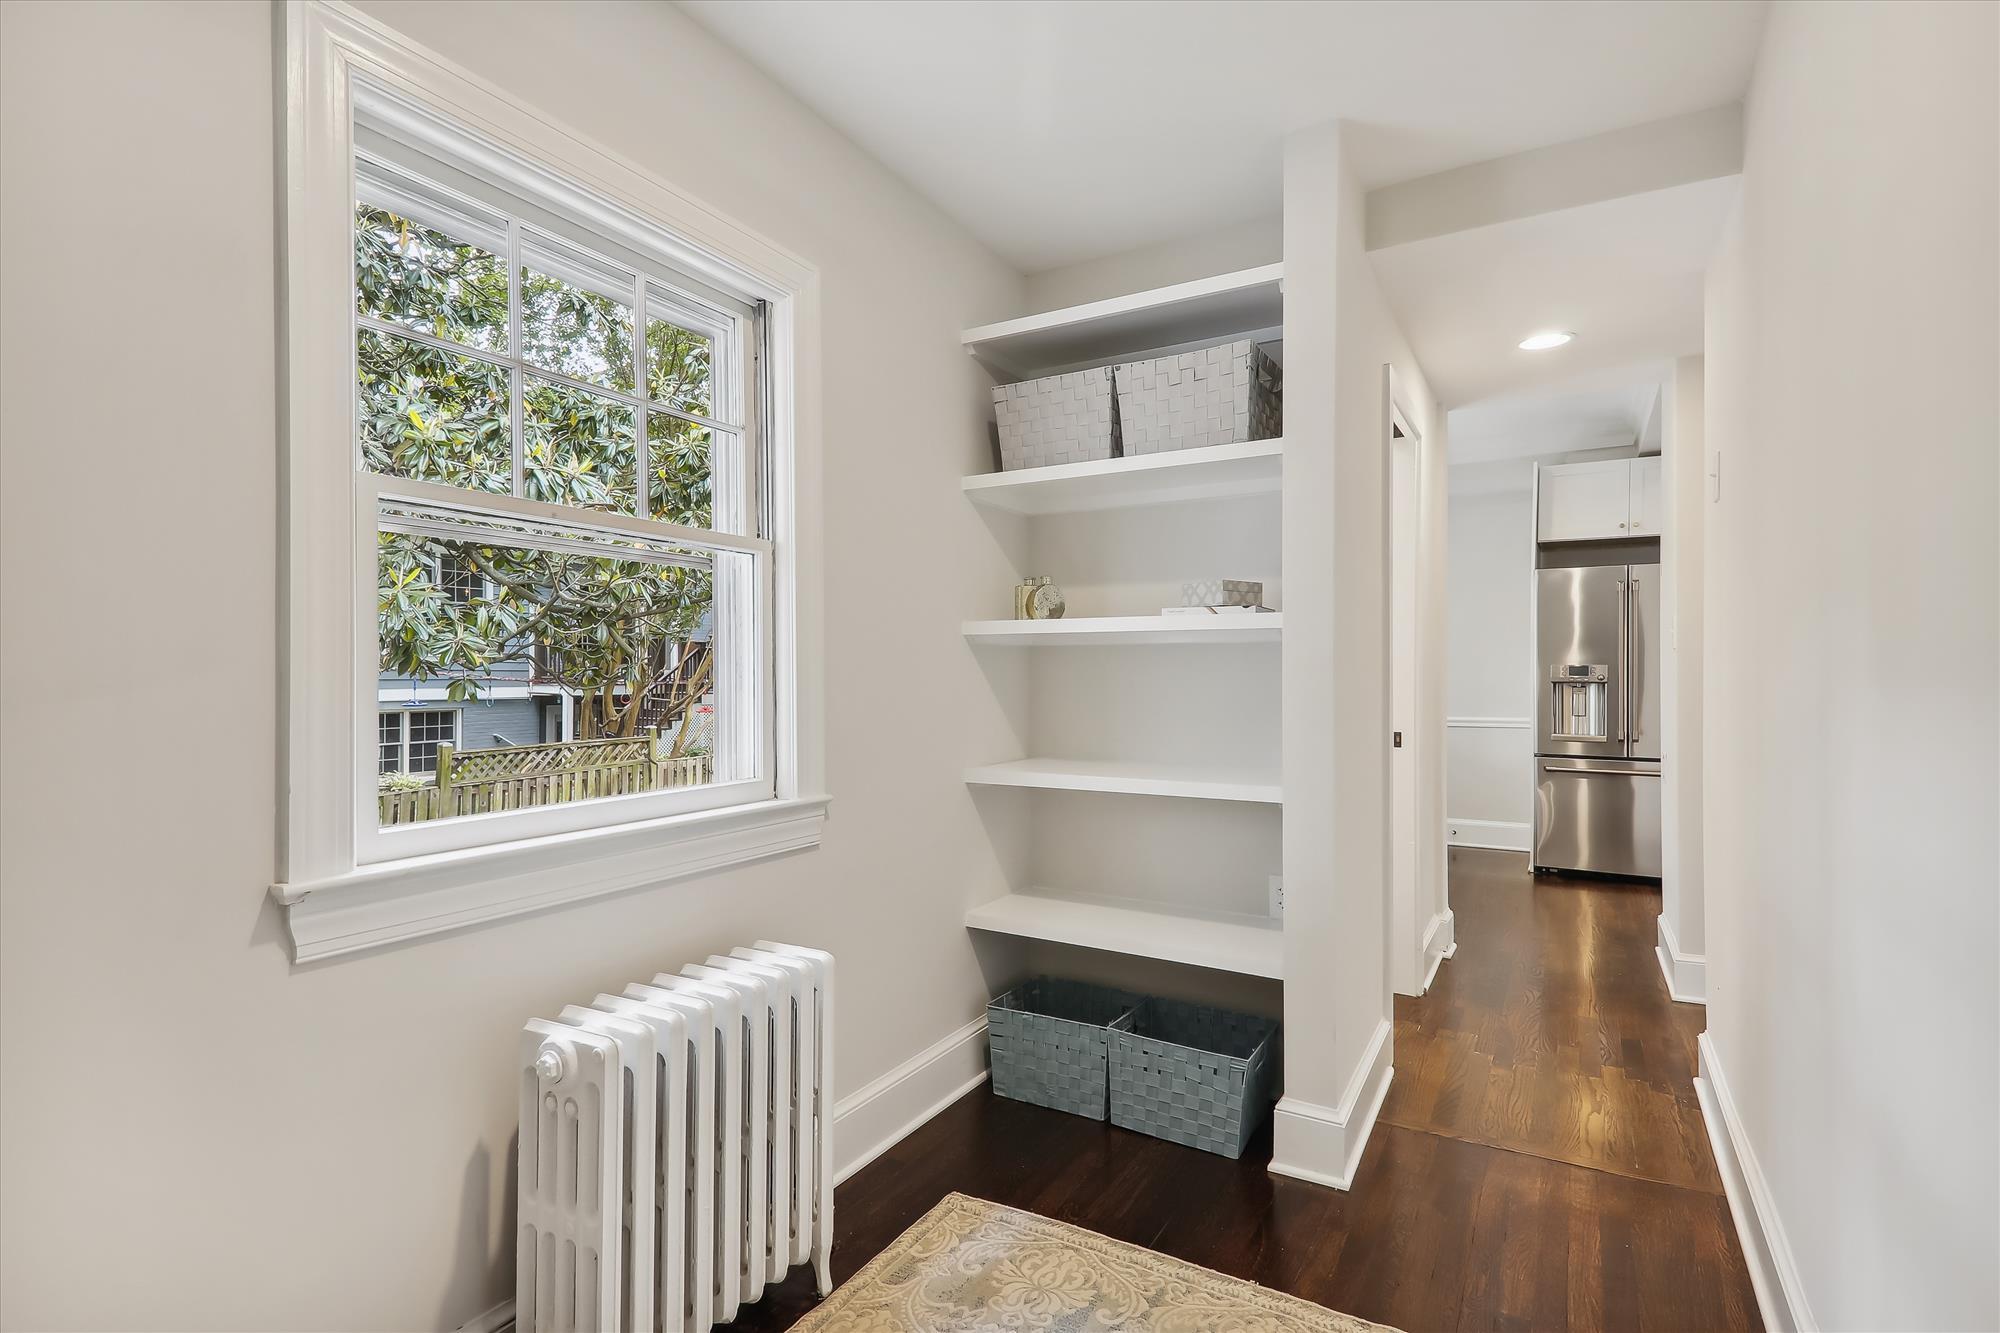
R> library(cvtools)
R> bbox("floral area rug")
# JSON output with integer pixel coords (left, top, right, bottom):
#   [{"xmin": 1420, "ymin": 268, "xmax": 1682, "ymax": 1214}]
[{"xmin": 786, "ymin": 1192, "xmax": 1398, "ymax": 1332}]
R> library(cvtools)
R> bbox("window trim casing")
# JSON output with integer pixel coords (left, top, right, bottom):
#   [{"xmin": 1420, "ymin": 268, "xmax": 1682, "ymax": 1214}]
[{"xmin": 274, "ymin": 1, "xmax": 825, "ymax": 963}]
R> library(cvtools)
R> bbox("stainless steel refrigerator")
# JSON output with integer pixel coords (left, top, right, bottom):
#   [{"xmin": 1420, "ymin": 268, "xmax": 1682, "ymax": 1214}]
[{"xmin": 1533, "ymin": 563, "xmax": 1661, "ymax": 878}]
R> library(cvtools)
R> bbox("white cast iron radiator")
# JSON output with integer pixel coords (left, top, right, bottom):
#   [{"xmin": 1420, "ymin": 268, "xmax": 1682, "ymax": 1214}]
[{"xmin": 517, "ymin": 942, "xmax": 833, "ymax": 1332}]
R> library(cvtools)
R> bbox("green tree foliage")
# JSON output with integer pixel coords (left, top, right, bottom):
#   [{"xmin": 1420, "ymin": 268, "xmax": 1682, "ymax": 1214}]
[{"xmin": 357, "ymin": 206, "xmax": 722, "ymax": 743}]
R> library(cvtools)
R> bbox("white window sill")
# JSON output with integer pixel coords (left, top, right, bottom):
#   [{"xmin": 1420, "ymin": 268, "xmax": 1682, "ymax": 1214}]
[{"xmin": 271, "ymin": 795, "xmax": 830, "ymax": 963}]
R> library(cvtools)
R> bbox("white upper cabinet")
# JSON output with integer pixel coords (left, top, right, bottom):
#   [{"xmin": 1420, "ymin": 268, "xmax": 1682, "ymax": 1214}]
[
  {"xmin": 1537, "ymin": 458, "xmax": 1638, "ymax": 542},
  {"xmin": 1628, "ymin": 455, "xmax": 1664, "ymax": 535}
]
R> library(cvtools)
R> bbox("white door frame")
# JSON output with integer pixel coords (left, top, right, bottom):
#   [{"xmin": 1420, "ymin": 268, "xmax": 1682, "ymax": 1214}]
[{"xmin": 1386, "ymin": 369, "xmax": 1450, "ymax": 997}]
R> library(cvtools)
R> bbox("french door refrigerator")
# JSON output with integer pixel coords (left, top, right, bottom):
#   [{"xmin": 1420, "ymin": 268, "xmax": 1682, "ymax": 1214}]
[{"xmin": 1533, "ymin": 563, "xmax": 1661, "ymax": 878}]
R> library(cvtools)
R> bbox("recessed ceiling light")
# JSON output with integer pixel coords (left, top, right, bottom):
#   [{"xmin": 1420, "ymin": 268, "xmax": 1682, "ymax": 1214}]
[{"xmin": 1518, "ymin": 331, "xmax": 1575, "ymax": 351}]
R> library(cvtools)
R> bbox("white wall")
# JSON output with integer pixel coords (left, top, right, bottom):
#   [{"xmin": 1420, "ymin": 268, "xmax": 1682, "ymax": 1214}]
[
  {"xmin": 1702, "ymin": 3, "xmax": 1997, "ymax": 1328},
  {"xmin": 1658, "ymin": 354, "xmax": 1705, "ymax": 994},
  {"xmin": 1444, "ymin": 481, "xmax": 1534, "ymax": 844},
  {"xmin": 1023, "ymin": 215, "xmax": 1281, "ymax": 312},
  {"xmin": 0, "ymin": 2, "xmax": 1026, "ymax": 1327},
  {"xmin": 1275, "ymin": 121, "xmax": 1446, "ymax": 1182}
]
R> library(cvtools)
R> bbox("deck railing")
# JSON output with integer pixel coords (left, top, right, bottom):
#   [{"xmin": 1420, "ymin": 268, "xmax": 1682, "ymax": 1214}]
[{"xmin": 378, "ymin": 728, "xmax": 710, "ymax": 824}]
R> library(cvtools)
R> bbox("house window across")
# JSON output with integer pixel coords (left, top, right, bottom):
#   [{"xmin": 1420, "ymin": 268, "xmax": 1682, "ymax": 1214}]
[{"xmin": 377, "ymin": 708, "xmax": 460, "ymax": 775}]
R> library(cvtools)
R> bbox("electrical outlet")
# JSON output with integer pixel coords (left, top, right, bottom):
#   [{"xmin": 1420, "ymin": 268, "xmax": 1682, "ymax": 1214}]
[{"xmin": 1268, "ymin": 874, "xmax": 1284, "ymax": 918}]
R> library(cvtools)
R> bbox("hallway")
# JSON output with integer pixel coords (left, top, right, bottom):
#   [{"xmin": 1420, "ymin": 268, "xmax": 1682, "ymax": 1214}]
[
  {"xmin": 1384, "ymin": 848, "xmax": 1716, "ymax": 1191},
  {"xmin": 730, "ymin": 847, "xmax": 1761, "ymax": 1331}
]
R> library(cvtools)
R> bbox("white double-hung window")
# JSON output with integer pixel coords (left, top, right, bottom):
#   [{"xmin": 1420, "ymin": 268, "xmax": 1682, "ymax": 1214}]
[{"xmin": 275, "ymin": 5, "xmax": 824, "ymax": 961}]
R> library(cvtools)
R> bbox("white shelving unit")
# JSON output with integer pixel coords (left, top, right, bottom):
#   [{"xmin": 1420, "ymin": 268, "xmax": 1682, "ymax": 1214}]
[
  {"xmin": 963, "ymin": 263, "xmax": 1283, "ymax": 381},
  {"xmin": 963, "ymin": 266, "xmax": 1284, "ymax": 980},
  {"xmin": 966, "ymin": 892, "xmax": 1284, "ymax": 980},
  {"xmin": 961, "ymin": 439, "xmax": 1282, "ymax": 516},
  {"xmin": 964, "ymin": 759, "xmax": 1280, "ymax": 805},
  {"xmin": 964, "ymin": 613, "xmax": 1281, "ymax": 646}
]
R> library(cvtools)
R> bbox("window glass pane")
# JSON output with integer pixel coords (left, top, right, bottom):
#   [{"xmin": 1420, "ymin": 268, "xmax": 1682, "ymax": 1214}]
[
  {"xmin": 437, "ymin": 552, "xmax": 484, "ymax": 605},
  {"xmin": 524, "ymin": 376, "xmax": 637, "ymax": 515},
  {"xmin": 645, "ymin": 310, "xmax": 715, "ymax": 420},
  {"xmin": 354, "ymin": 205, "xmax": 508, "ymax": 353},
  {"xmin": 357, "ymin": 329, "xmax": 512, "ymax": 494},
  {"xmin": 521, "ymin": 238, "xmax": 635, "ymax": 392},
  {"xmin": 407, "ymin": 710, "xmax": 455, "ymax": 774},
  {"xmin": 647, "ymin": 414, "xmax": 714, "ymax": 529},
  {"xmin": 376, "ymin": 527, "xmax": 718, "ymax": 827},
  {"xmin": 378, "ymin": 712, "xmax": 401, "ymax": 775}
]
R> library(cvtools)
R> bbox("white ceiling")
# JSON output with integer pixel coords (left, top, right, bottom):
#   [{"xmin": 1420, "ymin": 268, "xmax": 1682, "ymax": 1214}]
[
  {"xmin": 1369, "ymin": 174, "xmax": 1738, "ymax": 410},
  {"xmin": 678, "ymin": 0, "xmax": 1766, "ymax": 272},
  {"xmin": 1447, "ymin": 362, "xmax": 1668, "ymax": 468}
]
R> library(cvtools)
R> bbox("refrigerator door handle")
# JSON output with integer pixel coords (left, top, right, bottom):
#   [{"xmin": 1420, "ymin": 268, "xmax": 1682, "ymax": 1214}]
[
  {"xmin": 1614, "ymin": 579, "xmax": 1627, "ymax": 742},
  {"xmin": 1543, "ymin": 764, "xmax": 1663, "ymax": 777},
  {"xmin": 1625, "ymin": 575, "xmax": 1638, "ymax": 746}
]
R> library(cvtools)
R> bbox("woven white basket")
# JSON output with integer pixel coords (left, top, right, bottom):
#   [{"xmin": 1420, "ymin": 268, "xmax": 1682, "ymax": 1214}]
[
  {"xmin": 1114, "ymin": 340, "xmax": 1282, "ymax": 455},
  {"xmin": 992, "ymin": 367, "xmax": 1119, "ymax": 471}
]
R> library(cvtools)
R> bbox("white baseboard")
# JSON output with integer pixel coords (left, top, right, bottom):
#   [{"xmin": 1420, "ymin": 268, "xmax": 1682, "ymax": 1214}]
[
  {"xmin": 1269, "ymin": 1017, "xmax": 1393, "ymax": 1191},
  {"xmin": 1445, "ymin": 817, "xmax": 1531, "ymax": 852},
  {"xmin": 1655, "ymin": 914, "xmax": 1707, "ymax": 1004},
  {"xmin": 1694, "ymin": 1033, "xmax": 1815, "ymax": 1333},
  {"xmin": 833, "ymin": 1015, "xmax": 989, "ymax": 1184},
  {"xmin": 455, "ymin": 1299, "xmax": 514, "ymax": 1333},
  {"xmin": 1419, "ymin": 909, "xmax": 1456, "ymax": 993}
]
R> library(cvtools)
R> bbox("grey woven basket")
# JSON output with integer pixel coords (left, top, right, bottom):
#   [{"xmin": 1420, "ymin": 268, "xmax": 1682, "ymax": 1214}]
[
  {"xmin": 1109, "ymin": 998, "xmax": 1278, "ymax": 1158},
  {"xmin": 987, "ymin": 978, "xmax": 1139, "ymax": 1120},
  {"xmin": 992, "ymin": 366, "xmax": 1122, "ymax": 471},
  {"xmin": 1114, "ymin": 339, "xmax": 1282, "ymax": 455}
]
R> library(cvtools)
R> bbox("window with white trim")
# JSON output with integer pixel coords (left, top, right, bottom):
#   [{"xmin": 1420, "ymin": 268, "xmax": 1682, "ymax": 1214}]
[
  {"xmin": 276, "ymin": 7, "xmax": 821, "ymax": 961},
  {"xmin": 349, "ymin": 88, "xmax": 772, "ymax": 859}
]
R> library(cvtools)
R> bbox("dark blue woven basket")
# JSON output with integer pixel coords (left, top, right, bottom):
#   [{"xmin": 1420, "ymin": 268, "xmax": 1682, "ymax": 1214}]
[
  {"xmin": 1109, "ymin": 997, "xmax": 1278, "ymax": 1158},
  {"xmin": 987, "ymin": 978, "xmax": 1139, "ymax": 1120}
]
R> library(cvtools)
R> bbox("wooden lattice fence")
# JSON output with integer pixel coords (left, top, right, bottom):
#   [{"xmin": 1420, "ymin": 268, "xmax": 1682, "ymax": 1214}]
[{"xmin": 378, "ymin": 727, "xmax": 710, "ymax": 824}]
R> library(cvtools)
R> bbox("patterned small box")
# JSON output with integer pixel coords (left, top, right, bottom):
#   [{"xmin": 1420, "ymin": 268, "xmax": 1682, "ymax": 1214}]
[
  {"xmin": 1113, "ymin": 339, "xmax": 1282, "ymax": 456},
  {"xmin": 992, "ymin": 367, "xmax": 1120, "ymax": 471},
  {"xmin": 1182, "ymin": 579, "xmax": 1262, "ymax": 608}
]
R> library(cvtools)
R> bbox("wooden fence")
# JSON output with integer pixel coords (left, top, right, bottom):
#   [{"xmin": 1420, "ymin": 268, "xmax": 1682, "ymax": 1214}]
[{"xmin": 378, "ymin": 728, "xmax": 710, "ymax": 824}]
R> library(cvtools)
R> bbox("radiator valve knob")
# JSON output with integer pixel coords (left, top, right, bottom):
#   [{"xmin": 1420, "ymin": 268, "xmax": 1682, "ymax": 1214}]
[{"xmin": 534, "ymin": 1044, "xmax": 569, "ymax": 1084}]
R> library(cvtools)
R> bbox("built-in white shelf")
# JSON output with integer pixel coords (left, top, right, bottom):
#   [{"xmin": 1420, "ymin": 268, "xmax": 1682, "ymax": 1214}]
[
  {"xmin": 963, "ymin": 613, "xmax": 1281, "ymax": 646},
  {"xmin": 962, "ymin": 263, "xmax": 1283, "ymax": 381},
  {"xmin": 964, "ymin": 758, "xmax": 1281, "ymax": 804},
  {"xmin": 966, "ymin": 891, "xmax": 1284, "ymax": 980},
  {"xmin": 961, "ymin": 438, "xmax": 1283, "ymax": 516}
]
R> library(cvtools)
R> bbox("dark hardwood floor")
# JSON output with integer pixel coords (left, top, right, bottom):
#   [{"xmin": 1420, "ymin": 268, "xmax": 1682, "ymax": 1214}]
[{"xmin": 727, "ymin": 849, "xmax": 1761, "ymax": 1332}]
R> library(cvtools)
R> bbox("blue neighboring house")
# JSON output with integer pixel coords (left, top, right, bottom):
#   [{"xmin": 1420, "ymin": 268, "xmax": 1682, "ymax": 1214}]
[{"xmin": 377, "ymin": 554, "xmax": 712, "ymax": 779}]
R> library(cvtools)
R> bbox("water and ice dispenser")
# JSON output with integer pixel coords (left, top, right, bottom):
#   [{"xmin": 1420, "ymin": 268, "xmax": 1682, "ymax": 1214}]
[{"xmin": 1549, "ymin": 664, "xmax": 1610, "ymax": 743}]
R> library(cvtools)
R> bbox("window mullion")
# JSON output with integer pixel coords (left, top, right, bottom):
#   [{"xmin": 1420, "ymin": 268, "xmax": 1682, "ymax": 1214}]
[
  {"xmin": 507, "ymin": 218, "xmax": 525, "ymax": 498},
  {"xmin": 635, "ymin": 276, "xmax": 650, "ymax": 520}
]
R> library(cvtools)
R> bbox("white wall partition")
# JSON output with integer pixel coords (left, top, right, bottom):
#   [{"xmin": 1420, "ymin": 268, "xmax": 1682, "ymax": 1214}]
[
  {"xmin": 1657, "ymin": 354, "xmax": 1706, "ymax": 1001},
  {"xmin": 0, "ymin": 3, "xmax": 1025, "ymax": 1327},
  {"xmin": 1700, "ymin": 4, "xmax": 1997, "ymax": 1329},
  {"xmin": 1444, "ymin": 483, "xmax": 1534, "ymax": 847},
  {"xmin": 1274, "ymin": 120, "xmax": 1446, "ymax": 1190}
]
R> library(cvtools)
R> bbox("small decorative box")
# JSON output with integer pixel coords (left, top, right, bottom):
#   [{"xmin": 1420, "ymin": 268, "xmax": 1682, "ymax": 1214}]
[{"xmin": 1182, "ymin": 579, "xmax": 1262, "ymax": 608}]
